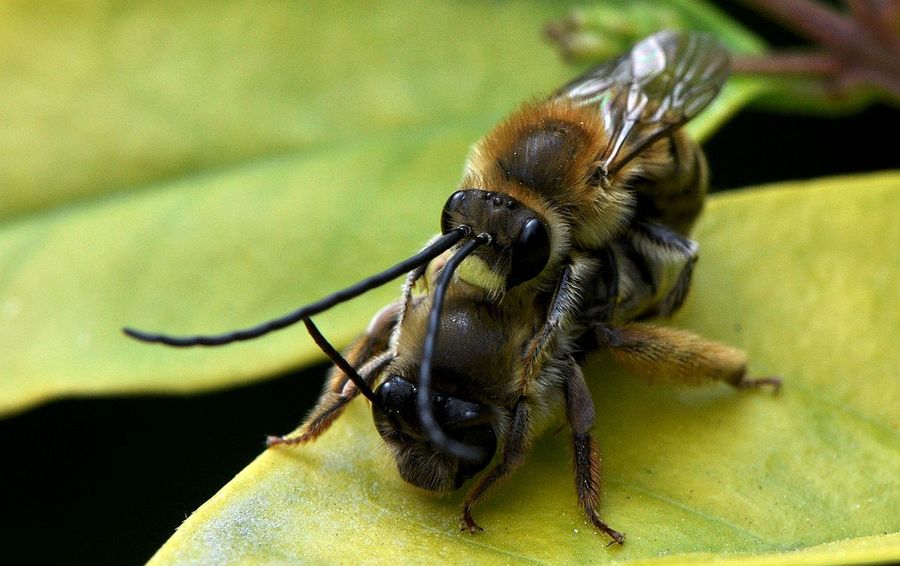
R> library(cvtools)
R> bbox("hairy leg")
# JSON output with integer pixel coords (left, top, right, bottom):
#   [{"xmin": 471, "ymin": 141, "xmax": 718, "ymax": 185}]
[
  {"xmin": 564, "ymin": 358, "xmax": 624, "ymax": 545},
  {"xmin": 267, "ymin": 302, "xmax": 402, "ymax": 447},
  {"xmin": 460, "ymin": 399, "xmax": 531, "ymax": 533},
  {"xmin": 595, "ymin": 322, "xmax": 781, "ymax": 390}
]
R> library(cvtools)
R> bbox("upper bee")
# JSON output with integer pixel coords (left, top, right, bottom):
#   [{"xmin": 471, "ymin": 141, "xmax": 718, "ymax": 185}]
[{"xmin": 438, "ymin": 30, "xmax": 729, "ymax": 297}]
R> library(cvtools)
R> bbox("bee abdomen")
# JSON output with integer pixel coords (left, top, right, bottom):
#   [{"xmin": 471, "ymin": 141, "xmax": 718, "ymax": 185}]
[
  {"xmin": 585, "ymin": 220, "xmax": 699, "ymax": 326},
  {"xmin": 632, "ymin": 133, "xmax": 708, "ymax": 236}
]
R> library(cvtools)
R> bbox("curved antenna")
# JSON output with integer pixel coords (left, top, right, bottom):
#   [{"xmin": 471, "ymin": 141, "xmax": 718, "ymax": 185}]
[
  {"xmin": 417, "ymin": 232, "xmax": 491, "ymax": 462},
  {"xmin": 122, "ymin": 226, "xmax": 470, "ymax": 347},
  {"xmin": 302, "ymin": 318, "xmax": 382, "ymax": 409}
]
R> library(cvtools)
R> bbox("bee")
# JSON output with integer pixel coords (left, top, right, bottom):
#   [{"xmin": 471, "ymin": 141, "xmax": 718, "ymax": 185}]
[{"xmin": 124, "ymin": 30, "xmax": 780, "ymax": 545}]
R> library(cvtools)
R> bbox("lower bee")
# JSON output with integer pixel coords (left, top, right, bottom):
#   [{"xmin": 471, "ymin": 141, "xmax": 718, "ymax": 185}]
[{"xmin": 125, "ymin": 30, "xmax": 780, "ymax": 544}]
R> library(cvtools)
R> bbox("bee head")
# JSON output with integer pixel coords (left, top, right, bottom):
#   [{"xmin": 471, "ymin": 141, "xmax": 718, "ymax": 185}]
[
  {"xmin": 440, "ymin": 189, "xmax": 551, "ymax": 289},
  {"xmin": 372, "ymin": 374, "xmax": 497, "ymax": 492}
]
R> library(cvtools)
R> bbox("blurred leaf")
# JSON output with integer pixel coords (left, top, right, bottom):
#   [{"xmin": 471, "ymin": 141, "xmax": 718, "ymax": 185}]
[
  {"xmin": 0, "ymin": 1, "xmax": 562, "ymax": 220},
  {"xmin": 0, "ymin": 0, "xmax": 765, "ymax": 417},
  {"xmin": 545, "ymin": 0, "xmax": 766, "ymax": 61},
  {"xmin": 150, "ymin": 173, "xmax": 900, "ymax": 564}
]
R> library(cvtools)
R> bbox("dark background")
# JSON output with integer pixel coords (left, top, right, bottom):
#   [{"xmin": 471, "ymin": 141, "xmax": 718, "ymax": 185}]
[{"xmin": 3, "ymin": 4, "xmax": 898, "ymax": 564}]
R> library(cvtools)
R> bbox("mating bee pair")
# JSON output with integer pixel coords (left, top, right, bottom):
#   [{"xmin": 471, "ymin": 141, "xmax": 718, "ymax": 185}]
[{"xmin": 126, "ymin": 30, "xmax": 779, "ymax": 545}]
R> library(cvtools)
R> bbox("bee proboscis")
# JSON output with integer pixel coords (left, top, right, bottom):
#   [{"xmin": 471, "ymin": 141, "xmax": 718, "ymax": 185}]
[{"xmin": 125, "ymin": 30, "xmax": 780, "ymax": 545}]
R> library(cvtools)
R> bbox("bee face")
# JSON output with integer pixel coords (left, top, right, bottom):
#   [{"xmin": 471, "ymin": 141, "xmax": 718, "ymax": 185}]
[
  {"xmin": 440, "ymin": 189, "xmax": 551, "ymax": 288},
  {"xmin": 456, "ymin": 101, "xmax": 644, "ymax": 281},
  {"xmin": 372, "ymin": 374, "xmax": 497, "ymax": 491},
  {"xmin": 373, "ymin": 302, "xmax": 515, "ymax": 492}
]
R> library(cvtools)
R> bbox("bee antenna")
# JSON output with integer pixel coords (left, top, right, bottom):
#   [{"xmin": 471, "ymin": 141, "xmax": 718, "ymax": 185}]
[
  {"xmin": 301, "ymin": 317, "xmax": 382, "ymax": 409},
  {"xmin": 122, "ymin": 226, "xmax": 470, "ymax": 347},
  {"xmin": 418, "ymin": 232, "xmax": 491, "ymax": 462}
]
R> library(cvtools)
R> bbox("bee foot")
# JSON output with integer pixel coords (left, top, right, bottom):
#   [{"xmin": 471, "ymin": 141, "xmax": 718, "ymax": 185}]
[
  {"xmin": 459, "ymin": 512, "xmax": 484, "ymax": 534},
  {"xmin": 588, "ymin": 510, "xmax": 625, "ymax": 545},
  {"xmin": 603, "ymin": 527, "xmax": 625, "ymax": 546},
  {"xmin": 738, "ymin": 375, "xmax": 782, "ymax": 393},
  {"xmin": 265, "ymin": 434, "xmax": 307, "ymax": 447}
]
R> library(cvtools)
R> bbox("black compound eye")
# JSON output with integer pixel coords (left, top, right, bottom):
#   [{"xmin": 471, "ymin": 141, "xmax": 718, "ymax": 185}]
[
  {"xmin": 440, "ymin": 190, "xmax": 467, "ymax": 233},
  {"xmin": 508, "ymin": 218, "xmax": 550, "ymax": 287},
  {"xmin": 372, "ymin": 375, "xmax": 419, "ymax": 438}
]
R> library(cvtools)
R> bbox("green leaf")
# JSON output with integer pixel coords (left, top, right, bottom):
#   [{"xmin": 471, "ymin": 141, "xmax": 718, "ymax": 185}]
[
  {"xmin": 0, "ymin": 0, "xmax": 761, "ymax": 417},
  {"xmin": 150, "ymin": 172, "xmax": 900, "ymax": 564}
]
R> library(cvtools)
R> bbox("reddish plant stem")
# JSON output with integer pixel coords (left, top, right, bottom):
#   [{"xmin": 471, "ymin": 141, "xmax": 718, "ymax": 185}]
[
  {"xmin": 732, "ymin": 51, "xmax": 842, "ymax": 75},
  {"xmin": 736, "ymin": 0, "xmax": 900, "ymax": 100},
  {"xmin": 845, "ymin": 0, "xmax": 900, "ymax": 51}
]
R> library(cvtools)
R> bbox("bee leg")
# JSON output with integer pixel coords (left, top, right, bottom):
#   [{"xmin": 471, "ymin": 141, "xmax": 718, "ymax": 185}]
[
  {"xmin": 564, "ymin": 358, "xmax": 625, "ymax": 545},
  {"xmin": 460, "ymin": 399, "xmax": 531, "ymax": 534},
  {"xmin": 522, "ymin": 255, "xmax": 599, "ymax": 385},
  {"xmin": 596, "ymin": 322, "xmax": 781, "ymax": 391},
  {"xmin": 267, "ymin": 302, "xmax": 401, "ymax": 447},
  {"xmin": 266, "ymin": 350, "xmax": 393, "ymax": 447}
]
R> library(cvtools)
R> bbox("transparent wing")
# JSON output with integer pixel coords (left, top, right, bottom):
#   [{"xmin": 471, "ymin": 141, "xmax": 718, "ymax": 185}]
[{"xmin": 556, "ymin": 30, "xmax": 730, "ymax": 174}]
